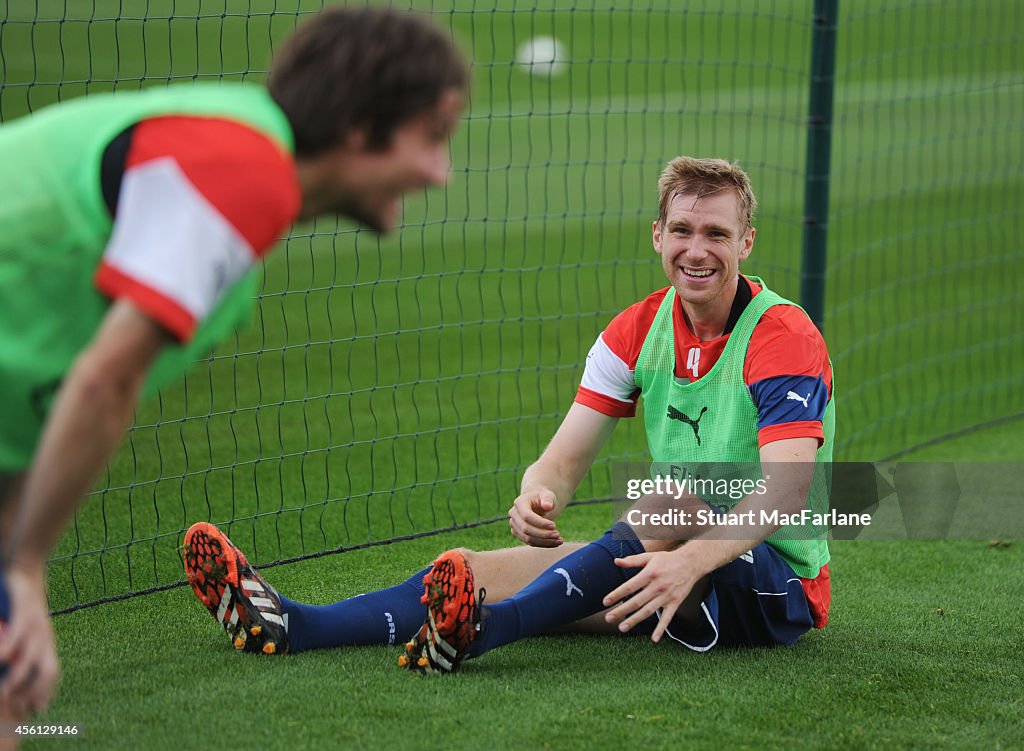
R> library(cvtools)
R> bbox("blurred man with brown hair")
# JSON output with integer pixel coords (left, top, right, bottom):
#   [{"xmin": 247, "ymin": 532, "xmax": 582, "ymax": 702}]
[{"xmin": 0, "ymin": 5, "xmax": 468, "ymax": 720}]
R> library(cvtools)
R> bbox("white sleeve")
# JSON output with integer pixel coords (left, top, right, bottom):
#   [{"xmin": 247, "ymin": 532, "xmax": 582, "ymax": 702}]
[
  {"xmin": 99, "ymin": 156, "xmax": 256, "ymax": 334},
  {"xmin": 579, "ymin": 334, "xmax": 637, "ymax": 404}
]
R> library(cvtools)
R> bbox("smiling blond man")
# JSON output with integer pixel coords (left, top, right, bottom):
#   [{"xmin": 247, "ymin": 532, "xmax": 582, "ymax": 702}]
[{"xmin": 187, "ymin": 157, "xmax": 836, "ymax": 675}]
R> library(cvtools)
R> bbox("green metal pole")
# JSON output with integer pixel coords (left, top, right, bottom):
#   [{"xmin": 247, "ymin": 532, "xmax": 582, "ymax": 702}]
[{"xmin": 800, "ymin": 0, "xmax": 839, "ymax": 331}]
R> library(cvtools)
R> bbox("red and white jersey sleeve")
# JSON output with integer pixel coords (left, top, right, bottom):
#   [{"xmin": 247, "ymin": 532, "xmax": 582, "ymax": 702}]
[
  {"xmin": 95, "ymin": 116, "xmax": 301, "ymax": 342},
  {"xmin": 576, "ymin": 289, "xmax": 667, "ymax": 418},
  {"xmin": 578, "ymin": 334, "xmax": 641, "ymax": 417}
]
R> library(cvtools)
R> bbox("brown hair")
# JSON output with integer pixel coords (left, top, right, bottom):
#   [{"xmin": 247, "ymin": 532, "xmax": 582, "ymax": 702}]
[
  {"xmin": 268, "ymin": 6, "xmax": 469, "ymax": 156},
  {"xmin": 657, "ymin": 156, "xmax": 757, "ymax": 229}
]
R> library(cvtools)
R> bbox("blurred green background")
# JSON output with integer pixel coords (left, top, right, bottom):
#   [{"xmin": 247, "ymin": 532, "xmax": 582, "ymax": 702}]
[{"xmin": 1, "ymin": 0, "xmax": 1020, "ymax": 610}]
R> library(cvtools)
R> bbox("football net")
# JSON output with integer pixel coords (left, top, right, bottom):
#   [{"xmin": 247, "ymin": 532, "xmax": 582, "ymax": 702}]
[{"xmin": 0, "ymin": 1, "xmax": 1018, "ymax": 612}]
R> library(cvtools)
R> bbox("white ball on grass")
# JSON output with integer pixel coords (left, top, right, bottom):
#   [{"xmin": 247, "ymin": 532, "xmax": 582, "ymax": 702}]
[{"xmin": 515, "ymin": 36, "xmax": 567, "ymax": 77}]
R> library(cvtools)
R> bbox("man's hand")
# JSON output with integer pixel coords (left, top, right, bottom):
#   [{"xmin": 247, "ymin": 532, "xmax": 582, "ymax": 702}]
[
  {"xmin": 0, "ymin": 564, "xmax": 59, "ymax": 716},
  {"xmin": 601, "ymin": 548, "xmax": 705, "ymax": 642},
  {"xmin": 508, "ymin": 489, "xmax": 564, "ymax": 547},
  {"xmin": 509, "ymin": 403, "xmax": 620, "ymax": 547},
  {"xmin": 0, "ymin": 301, "xmax": 168, "ymax": 720}
]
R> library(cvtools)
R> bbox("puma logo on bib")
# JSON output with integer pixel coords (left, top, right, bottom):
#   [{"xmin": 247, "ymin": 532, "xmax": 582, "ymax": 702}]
[{"xmin": 666, "ymin": 405, "xmax": 708, "ymax": 446}]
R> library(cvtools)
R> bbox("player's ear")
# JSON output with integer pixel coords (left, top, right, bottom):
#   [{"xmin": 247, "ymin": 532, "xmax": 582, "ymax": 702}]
[
  {"xmin": 309, "ymin": 129, "xmax": 368, "ymax": 168},
  {"xmin": 739, "ymin": 226, "xmax": 755, "ymax": 260},
  {"xmin": 652, "ymin": 219, "xmax": 663, "ymax": 254},
  {"xmin": 337, "ymin": 127, "xmax": 370, "ymax": 155}
]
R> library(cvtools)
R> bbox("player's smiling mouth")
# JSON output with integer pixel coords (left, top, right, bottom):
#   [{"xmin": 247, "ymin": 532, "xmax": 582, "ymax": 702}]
[{"xmin": 682, "ymin": 267, "xmax": 715, "ymax": 278}]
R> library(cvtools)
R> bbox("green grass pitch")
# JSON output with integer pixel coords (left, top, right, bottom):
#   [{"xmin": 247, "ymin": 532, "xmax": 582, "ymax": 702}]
[
  {"xmin": 1, "ymin": 0, "xmax": 1020, "ymax": 747},
  {"xmin": 48, "ymin": 501, "xmax": 1024, "ymax": 751}
]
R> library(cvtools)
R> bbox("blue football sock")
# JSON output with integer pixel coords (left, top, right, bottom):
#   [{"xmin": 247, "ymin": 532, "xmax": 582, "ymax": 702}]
[
  {"xmin": 279, "ymin": 566, "xmax": 430, "ymax": 652},
  {"xmin": 471, "ymin": 522, "xmax": 647, "ymax": 657}
]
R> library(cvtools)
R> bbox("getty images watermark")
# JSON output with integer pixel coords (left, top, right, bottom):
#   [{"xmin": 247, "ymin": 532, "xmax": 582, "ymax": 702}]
[
  {"xmin": 609, "ymin": 462, "xmax": 1023, "ymax": 541},
  {"xmin": 623, "ymin": 475, "xmax": 871, "ymax": 531}
]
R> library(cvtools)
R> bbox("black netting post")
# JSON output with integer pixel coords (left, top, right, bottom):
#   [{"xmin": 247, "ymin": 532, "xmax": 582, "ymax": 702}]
[{"xmin": 800, "ymin": 0, "xmax": 838, "ymax": 331}]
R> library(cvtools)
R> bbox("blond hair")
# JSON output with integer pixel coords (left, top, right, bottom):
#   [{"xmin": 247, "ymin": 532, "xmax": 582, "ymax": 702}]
[{"xmin": 657, "ymin": 156, "xmax": 757, "ymax": 229}]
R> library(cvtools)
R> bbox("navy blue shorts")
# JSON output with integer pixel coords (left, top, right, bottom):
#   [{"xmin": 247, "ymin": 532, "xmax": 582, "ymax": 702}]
[{"xmin": 657, "ymin": 542, "xmax": 814, "ymax": 651}]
